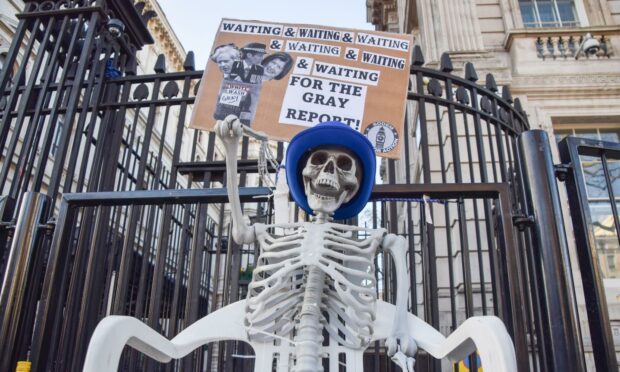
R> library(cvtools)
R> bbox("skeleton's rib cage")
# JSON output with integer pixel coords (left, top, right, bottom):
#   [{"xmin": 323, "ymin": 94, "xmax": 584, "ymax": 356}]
[{"xmin": 245, "ymin": 222, "xmax": 385, "ymax": 350}]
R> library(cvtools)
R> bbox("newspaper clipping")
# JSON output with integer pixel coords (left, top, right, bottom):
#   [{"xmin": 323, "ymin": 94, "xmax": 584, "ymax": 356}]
[{"xmin": 190, "ymin": 19, "xmax": 413, "ymax": 159}]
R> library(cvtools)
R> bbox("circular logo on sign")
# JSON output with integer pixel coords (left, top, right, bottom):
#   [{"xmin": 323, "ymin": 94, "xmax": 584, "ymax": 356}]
[{"xmin": 364, "ymin": 121, "xmax": 399, "ymax": 153}]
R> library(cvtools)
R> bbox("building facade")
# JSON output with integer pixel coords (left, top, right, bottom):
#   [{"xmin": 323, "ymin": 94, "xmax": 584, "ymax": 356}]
[{"xmin": 368, "ymin": 0, "xmax": 620, "ymax": 369}]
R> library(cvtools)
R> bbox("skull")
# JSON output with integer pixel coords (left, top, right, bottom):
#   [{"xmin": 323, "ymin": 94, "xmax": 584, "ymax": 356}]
[{"xmin": 302, "ymin": 147, "xmax": 360, "ymax": 216}]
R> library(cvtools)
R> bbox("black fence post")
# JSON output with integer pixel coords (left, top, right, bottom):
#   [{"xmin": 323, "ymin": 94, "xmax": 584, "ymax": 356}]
[
  {"xmin": 0, "ymin": 192, "xmax": 50, "ymax": 372},
  {"xmin": 518, "ymin": 130, "xmax": 586, "ymax": 371}
]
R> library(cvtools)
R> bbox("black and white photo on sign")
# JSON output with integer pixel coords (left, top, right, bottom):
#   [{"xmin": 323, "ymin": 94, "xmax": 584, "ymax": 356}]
[
  {"xmin": 262, "ymin": 53, "xmax": 293, "ymax": 81},
  {"xmin": 211, "ymin": 42, "xmax": 293, "ymax": 126}
]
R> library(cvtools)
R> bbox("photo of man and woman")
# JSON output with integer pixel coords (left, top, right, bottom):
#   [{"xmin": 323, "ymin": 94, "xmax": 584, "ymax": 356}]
[{"xmin": 211, "ymin": 42, "xmax": 293, "ymax": 126}]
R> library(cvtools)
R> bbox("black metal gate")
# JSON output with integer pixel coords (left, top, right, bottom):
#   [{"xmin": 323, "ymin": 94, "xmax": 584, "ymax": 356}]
[
  {"xmin": 0, "ymin": 1, "xmax": 616, "ymax": 371},
  {"xmin": 558, "ymin": 136, "xmax": 620, "ymax": 372}
]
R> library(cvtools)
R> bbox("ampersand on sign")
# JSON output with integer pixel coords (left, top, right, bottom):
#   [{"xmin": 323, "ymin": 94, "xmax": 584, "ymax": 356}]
[
  {"xmin": 297, "ymin": 59, "xmax": 309, "ymax": 69},
  {"xmin": 270, "ymin": 40, "xmax": 282, "ymax": 50},
  {"xmin": 345, "ymin": 49, "xmax": 358, "ymax": 60},
  {"xmin": 342, "ymin": 32, "xmax": 353, "ymax": 43},
  {"xmin": 284, "ymin": 27, "xmax": 295, "ymax": 37}
]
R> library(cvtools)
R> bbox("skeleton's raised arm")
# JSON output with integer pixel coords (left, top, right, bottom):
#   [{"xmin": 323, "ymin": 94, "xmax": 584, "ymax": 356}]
[
  {"xmin": 214, "ymin": 115, "xmax": 256, "ymax": 244},
  {"xmin": 381, "ymin": 233, "xmax": 417, "ymax": 369}
]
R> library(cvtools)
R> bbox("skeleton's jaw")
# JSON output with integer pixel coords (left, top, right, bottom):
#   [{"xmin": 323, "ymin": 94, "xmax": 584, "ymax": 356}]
[{"xmin": 304, "ymin": 178, "xmax": 350, "ymax": 219}]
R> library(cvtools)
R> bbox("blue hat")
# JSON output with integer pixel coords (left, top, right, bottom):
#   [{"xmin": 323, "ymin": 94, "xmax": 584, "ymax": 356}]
[{"xmin": 285, "ymin": 122, "xmax": 375, "ymax": 220}]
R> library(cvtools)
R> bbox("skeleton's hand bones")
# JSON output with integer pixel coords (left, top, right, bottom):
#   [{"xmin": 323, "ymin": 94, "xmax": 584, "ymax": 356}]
[{"xmin": 215, "ymin": 115, "xmax": 244, "ymax": 146}]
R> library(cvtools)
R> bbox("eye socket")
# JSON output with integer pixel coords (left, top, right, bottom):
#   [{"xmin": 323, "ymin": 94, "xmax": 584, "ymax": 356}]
[
  {"xmin": 310, "ymin": 151, "xmax": 328, "ymax": 165},
  {"xmin": 336, "ymin": 155, "xmax": 353, "ymax": 171}
]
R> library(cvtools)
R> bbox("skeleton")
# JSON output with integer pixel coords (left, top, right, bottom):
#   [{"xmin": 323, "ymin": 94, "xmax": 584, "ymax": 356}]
[
  {"xmin": 219, "ymin": 116, "xmax": 416, "ymax": 371},
  {"xmin": 82, "ymin": 115, "xmax": 518, "ymax": 372}
]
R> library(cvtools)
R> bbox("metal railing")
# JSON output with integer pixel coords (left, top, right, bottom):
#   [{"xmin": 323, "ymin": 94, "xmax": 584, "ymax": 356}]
[{"xmin": 0, "ymin": 1, "xmax": 613, "ymax": 371}]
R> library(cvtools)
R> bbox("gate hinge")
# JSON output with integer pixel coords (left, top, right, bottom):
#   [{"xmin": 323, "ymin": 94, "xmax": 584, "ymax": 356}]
[
  {"xmin": 38, "ymin": 219, "xmax": 56, "ymax": 236},
  {"xmin": 554, "ymin": 163, "xmax": 571, "ymax": 182},
  {"xmin": 0, "ymin": 220, "xmax": 16, "ymax": 231},
  {"xmin": 513, "ymin": 214, "xmax": 535, "ymax": 231}
]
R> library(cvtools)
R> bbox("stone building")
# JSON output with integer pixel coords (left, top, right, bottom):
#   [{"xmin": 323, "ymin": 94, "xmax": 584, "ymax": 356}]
[{"xmin": 368, "ymin": 0, "xmax": 620, "ymax": 369}]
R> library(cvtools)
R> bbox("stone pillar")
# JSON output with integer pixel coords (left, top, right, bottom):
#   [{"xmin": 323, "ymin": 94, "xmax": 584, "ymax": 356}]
[
  {"xmin": 418, "ymin": 0, "xmax": 484, "ymax": 61},
  {"xmin": 440, "ymin": 0, "xmax": 485, "ymax": 52},
  {"xmin": 417, "ymin": 0, "xmax": 444, "ymax": 62}
]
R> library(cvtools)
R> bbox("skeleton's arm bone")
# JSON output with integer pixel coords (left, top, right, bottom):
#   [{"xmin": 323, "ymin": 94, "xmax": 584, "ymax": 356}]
[
  {"xmin": 214, "ymin": 115, "xmax": 256, "ymax": 244},
  {"xmin": 381, "ymin": 233, "xmax": 417, "ymax": 356}
]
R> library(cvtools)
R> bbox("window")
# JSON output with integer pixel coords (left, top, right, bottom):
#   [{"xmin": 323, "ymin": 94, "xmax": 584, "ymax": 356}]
[
  {"xmin": 519, "ymin": 0, "xmax": 579, "ymax": 28},
  {"xmin": 554, "ymin": 126, "xmax": 620, "ymax": 144}
]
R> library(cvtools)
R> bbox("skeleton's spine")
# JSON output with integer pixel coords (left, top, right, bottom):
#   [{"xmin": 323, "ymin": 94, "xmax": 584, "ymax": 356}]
[{"xmin": 294, "ymin": 265, "xmax": 325, "ymax": 372}]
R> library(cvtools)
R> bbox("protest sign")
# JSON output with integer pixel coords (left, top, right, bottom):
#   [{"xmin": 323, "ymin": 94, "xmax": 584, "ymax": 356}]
[{"xmin": 190, "ymin": 19, "xmax": 413, "ymax": 159}]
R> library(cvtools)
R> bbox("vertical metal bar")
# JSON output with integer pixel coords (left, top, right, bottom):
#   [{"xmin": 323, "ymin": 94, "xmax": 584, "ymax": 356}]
[
  {"xmin": 225, "ymin": 238, "xmax": 242, "ymax": 372},
  {"xmin": 69, "ymin": 206, "xmax": 114, "ymax": 370},
  {"xmin": 471, "ymin": 87, "xmax": 501, "ymax": 321},
  {"xmin": 601, "ymin": 153, "xmax": 620, "ymax": 246},
  {"xmin": 489, "ymin": 102, "xmax": 508, "ymax": 183},
  {"xmin": 8, "ymin": 16, "xmax": 65, "ymax": 197},
  {"xmin": 521, "ymin": 235, "xmax": 542, "ymax": 372},
  {"xmin": 63, "ymin": 86, "xmax": 126, "ymax": 369},
  {"xmin": 113, "ymin": 76, "xmax": 163, "ymax": 314},
  {"xmin": 502, "ymin": 118, "xmax": 519, "ymax": 207},
  {"xmin": 372, "ymin": 200, "xmax": 381, "ymax": 371},
  {"xmin": 0, "ymin": 18, "xmax": 42, "ymax": 152},
  {"xmin": 502, "ymin": 130, "xmax": 540, "ymax": 371},
  {"xmin": 506, "ymin": 123, "xmax": 541, "ymax": 371},
  {"xmin": 402, "ymin": 117, "xmax": 417, "ymax": 315},
  {"xmin": 29, "ymin": 198, "xmax": 77, "ymax": 370},
  {"xmin": 0, "ymin": 196, "xmax": 16, "ymax": 276},
  {"xmin": 47, "ymin": 11, "xmax": 101, "ymax": 199},
  {"xmin": 445, "ymin": 78, "xmax": 474, "ymax": 325},
  {"xmin": 558, "ymin": 138, "xmax": 618, "ymax": 372},
  {"xmin": 519, "ymin": 130, "xmax": 586, "ymax": 371},
  {"xmin": 101, "ymin": 203, "xmax": 123, "ymax": 316},
  {"xmin": 415, "ymin": 70, "xmax": 440, "ymax": 372},
  {"xmin": 169, "ymin": 203, "xmax": 191, "ymax": 336},
  {"xmin": 387, "ymin": 158, "xmax": 399, "ymax": 305},
  {"xmin": 430, "ymin": 98, "xmax": 459, "ymax": 339},
  {"xmin": 461, "ymin": 111, "xmax": 488, "ymax": 314},
  {"xmin": 485, "ymin": 118, "xmax": 499, "ymax": 183},
  {"xmin": 511, "ymin": 120, "xmax": 546, "ymax": 370},
  {"xmin": 0, "ymin": 192, "xmax": 49, "ymax": 372},
  {"xmin": 118, "ymin": 106, "xmax": 143, "ymax": 191},
  {"xmin": 0, "ymin": 12, "xmax": 28, "ymax": 95},
  {"xmin": 496, "ymin": 188, "xmax": 530, "ymax": 372},
  {"xmin": 31, "ymin": 14, "xmax": 86, "ymax": 193},
  {"xmin": 182, "ymin": 179, "xmax": 211, "ymax": 371},
  {"xmin": 54, "ymin": 205, "xmax": 89, "ymax": 368},
  {"xmin": 147, "ymin": 77, "xmax": 192, "ymax": 338},
  {"xmin": 78, "ymin": 63, "xmax": 122, "ymax": 192},
  {"xmin": 222, "ymin": 137, "xmax": 250, "ymax": 371},
  {"xmin": 1, "ymin": 15, "xmax": 53, "ymax": 194}
]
